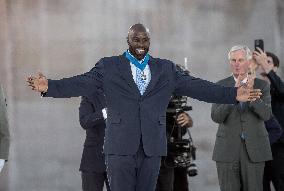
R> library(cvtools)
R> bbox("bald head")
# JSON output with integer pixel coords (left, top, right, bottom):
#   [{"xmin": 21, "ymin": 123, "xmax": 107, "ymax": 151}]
[
  {"xmin": 128, "ymin": 23, "xmax": 150, "ymax": 37},
  {"xmin": 127, "ymin": 23, "xmax": 150, "ymax": 60}
]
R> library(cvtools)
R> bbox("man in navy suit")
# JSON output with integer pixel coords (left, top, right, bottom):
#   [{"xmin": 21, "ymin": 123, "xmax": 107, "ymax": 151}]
[
  {"xmin": 27, "ymin": 24, "xmax": 262, "ymax": 191},
  {"xmin": 79, "ymin": 92, "xmax": 110, "ymax": 191}
]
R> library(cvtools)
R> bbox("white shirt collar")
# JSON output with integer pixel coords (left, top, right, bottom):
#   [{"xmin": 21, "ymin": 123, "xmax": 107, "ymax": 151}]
[{"xmin": 233, "ymin": 74, "xmax": 248, "ymax": 84}]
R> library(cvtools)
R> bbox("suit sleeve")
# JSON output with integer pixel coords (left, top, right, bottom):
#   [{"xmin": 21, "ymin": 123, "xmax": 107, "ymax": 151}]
[
  {"xmin": 79, "ymin": 96, "xmax": 105, "ymax": 130},
  {"xmin": 267, "ymin": 70, "xmax": 284, "ymax": 96},
  {"xmin": 173, "ymin": 64, "xmax": 237, "ymax": 104},
  {"xmin": 0, "ymin": 86, "xmax": 9, "ymax": 161},
  {"xmin": 211, "ymin": 103, "xmax": 234, "ymax": 124},
  {"xmin": 248, "ymin": 81, "xmax": 272, "ymax": 121},
  {"xmin": 44, "ymin": 59, "xmax": 104, "ymax": 98},
  {"xmin": 265, "ymin": 117, "xmax": 283, "ymax": 145}
]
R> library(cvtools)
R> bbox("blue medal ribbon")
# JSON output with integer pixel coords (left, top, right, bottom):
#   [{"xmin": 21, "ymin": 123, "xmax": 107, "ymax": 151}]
[{"xmin": 125, "ymin": 51, "xmax": 150, "ymax": 71}]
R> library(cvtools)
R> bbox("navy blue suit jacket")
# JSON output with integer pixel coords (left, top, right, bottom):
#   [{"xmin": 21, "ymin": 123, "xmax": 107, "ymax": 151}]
[
  {"xmin": 265, "ymin": 116, "xmax": 283, "ymax": 145},
  {"xmin": 79, "ymin": 92, "xmax": 106, "ymax": 173},
  {"xmin": 45, "ymin": 53, "xmax": 237, "ymax": 156},
  {"xmin": 267, "ymin": 71, "xmax": 284, "ymax": 143}
]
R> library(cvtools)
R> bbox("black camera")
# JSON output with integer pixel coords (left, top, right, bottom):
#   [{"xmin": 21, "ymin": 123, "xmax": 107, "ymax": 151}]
[{"xmin": 164, "ymin": 95, "xmax": 198, "ymax": 177}]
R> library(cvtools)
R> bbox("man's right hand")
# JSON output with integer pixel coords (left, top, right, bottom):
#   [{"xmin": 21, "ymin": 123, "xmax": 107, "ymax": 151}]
[
  {"xmin": 253, "ymin": 48, "xmax": 273, "ymax": 74},
  {"xmin": 236, "ymin": 86, "xmax": 261, "ymax": 102},
  {"xmin": 26, "ymin": 72, "xmax": 48, "ymax": 93},
  {"xmin": 235, "ymin": 74, "xmax": 261, "ymax": 102}
]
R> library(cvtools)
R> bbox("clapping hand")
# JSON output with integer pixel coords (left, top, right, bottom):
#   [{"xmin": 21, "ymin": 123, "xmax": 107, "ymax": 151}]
[{"xmin": 235, "ymin": 74, "xmax": 261, "ymax": 102}]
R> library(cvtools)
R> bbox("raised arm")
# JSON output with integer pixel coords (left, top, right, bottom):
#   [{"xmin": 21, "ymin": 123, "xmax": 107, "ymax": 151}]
[
  {"xmin": 267, "ymin": 71, "xmax": 284, "ymax": 96},
  {"xmin": 253, "ymin": 49, "xmax": 284, "ymax": 96}
]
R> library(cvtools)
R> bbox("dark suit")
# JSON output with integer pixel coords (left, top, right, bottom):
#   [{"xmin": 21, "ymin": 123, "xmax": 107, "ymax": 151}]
[
  {"xmin": 264, "ymin": 117, "xmax": 282, "ymax": 145},
  {"xmin": 79, "ymin": 92, "xmax": 110, "ymax": 191},
  {"xmin": 263, "ymin": 70, "xmax": 284, "ymax": 191},
  {"xmin": 44, "ymin": 53, "xmax": 238, "ymax": 191},
  {"xmin": 211, "ymin": 76, "xmax": 272, "ymax": 191}
]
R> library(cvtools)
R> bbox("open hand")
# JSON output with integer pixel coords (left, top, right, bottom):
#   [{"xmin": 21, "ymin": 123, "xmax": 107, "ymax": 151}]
[
  {"xmin": 253, "ymin": 48, "xmax": 273, "ymax": 74},
  {"xmin": 26, "ymin": 72, "xmax": 48, "ymax": 92},
  {"xmin": 236, "ymin": 86, "xmax": 261, "ymax": 102}
]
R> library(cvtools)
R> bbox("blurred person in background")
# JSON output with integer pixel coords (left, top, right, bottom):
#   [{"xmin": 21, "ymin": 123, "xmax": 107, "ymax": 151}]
[
  {"xmin": 155, "ymin": 110, "xmax": 193, "ymax": 191},
  {"xmin": 211, "ymin": 45, "xmax": 272, "ymax": 191},
  {"xmin": 0, "ymin": 84, "xmax": 9, "ymax": 174},
  {"xmin": 253, "ymin": 49, "xmax": 284, "ymax": 191},
  {"xmin": 79, "ymin": 92, "xmax": 110, "ymax": 191}
]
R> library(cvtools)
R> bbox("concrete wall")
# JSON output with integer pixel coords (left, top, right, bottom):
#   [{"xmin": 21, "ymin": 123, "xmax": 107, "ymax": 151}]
[{"xmin": 0, "ymin": 0, "xmax": 283, "ymax": 190}]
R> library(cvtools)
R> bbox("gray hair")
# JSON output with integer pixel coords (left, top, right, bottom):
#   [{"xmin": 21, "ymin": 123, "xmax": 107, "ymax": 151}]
[{"xmin": 228, "ymin": 45, "xmax": 252, "ymax": 60}]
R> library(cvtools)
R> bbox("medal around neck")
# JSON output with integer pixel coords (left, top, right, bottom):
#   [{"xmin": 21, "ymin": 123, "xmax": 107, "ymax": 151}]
[{"xmin": 125, "ymin": 51, "xmax": 150, "ymax": 71}]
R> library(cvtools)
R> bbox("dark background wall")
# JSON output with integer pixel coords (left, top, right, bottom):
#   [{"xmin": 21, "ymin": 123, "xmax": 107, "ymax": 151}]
[{"xmin": 0, "ymin": 0, "xmax": 283, "ymax": 190}]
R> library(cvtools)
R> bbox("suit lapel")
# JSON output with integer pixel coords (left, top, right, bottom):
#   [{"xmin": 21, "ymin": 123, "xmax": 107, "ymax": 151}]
[
  {"xmin": 143, "ymin": 57, "xmax": 163, "ymax": 97},
  {"xmin": 117, "ymin": 54, "xmax": 140, "ymax": 96},
  {"xmin": 117, "ymin": 55, "xmax": 163, "ymax": 97}
]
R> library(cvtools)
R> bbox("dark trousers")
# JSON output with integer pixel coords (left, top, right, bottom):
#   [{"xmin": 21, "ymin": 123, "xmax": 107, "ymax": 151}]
[
  {"xmin": 156, "ymin": 160, "xmax": 188, "ymax": 191},
  {"xmin": 173, "ymin": 167, "xmax": 188, "ymax": 191},
  {"xmin": 263, "ymin": 143, "xmax": 284, "ymax": 191},
  {"xmin": 106, "ymin": 144, "xmax": 161, "ymax": 191},
  {"xmin": 81, "ymin": 171, "xmax": 110, "ymax": 191},
  {"xmin": 156, "ymin": 163, "xmax": 174, "ymax": 191}
]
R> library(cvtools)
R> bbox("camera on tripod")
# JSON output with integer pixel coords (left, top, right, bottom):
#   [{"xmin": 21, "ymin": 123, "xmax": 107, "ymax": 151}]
[{"xmin": 164, "ymin": 95, "xmax": 198, "ymax": 177}]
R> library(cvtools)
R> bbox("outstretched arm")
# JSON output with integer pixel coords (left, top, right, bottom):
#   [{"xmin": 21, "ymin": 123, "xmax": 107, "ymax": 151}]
[
  {"xmin": 26, "ymin": 59, "xmax": 104, "ymax": 98},
  {"xmin": 174, "ymin": 66, "xmax": 261, "ymax": 104}
]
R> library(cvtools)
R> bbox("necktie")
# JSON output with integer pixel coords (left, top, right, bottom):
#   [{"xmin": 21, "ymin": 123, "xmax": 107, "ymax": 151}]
[{"xmin": 136, "ymin": 68, "xmax": 147, "ymax": 95}]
